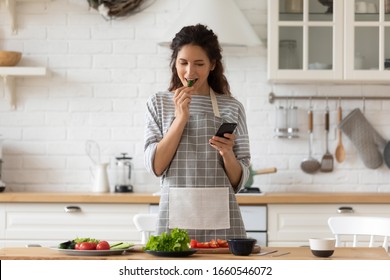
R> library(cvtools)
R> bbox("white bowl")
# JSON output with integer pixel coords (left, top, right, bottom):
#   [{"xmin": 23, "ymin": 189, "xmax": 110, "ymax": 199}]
[{"xmin": 309, "ymin": 238, "xmax": 336, "ymax": 257}]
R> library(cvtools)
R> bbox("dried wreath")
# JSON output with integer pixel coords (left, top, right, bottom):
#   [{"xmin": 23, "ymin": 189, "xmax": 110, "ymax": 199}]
[{"xmin": 87, "ymin": 0, "xmax": 153, "ymax": 19}]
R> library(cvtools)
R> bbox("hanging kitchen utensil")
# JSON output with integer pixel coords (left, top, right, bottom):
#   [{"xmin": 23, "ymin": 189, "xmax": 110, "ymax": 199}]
[
  {"xmin": 339, "ymin": 108, "xmax": 385, "ymax": 169},
  {"xmin": 335, "ymin": 100, "xmax": 346, "ymax": 163},
  {"xmin": 301, "ymin": 107, "xmax": 320, "ymax": 174},
  {"xmin": 383, "ymin": 141, "xmax": 390, "ymax": 168},
  {"xmin": 85, "ymin": 140, "xmax": 101, "ymax": 165},
  {"xmin": 320, "ymin": 103, "xmax": 334, "ymax": 172}
]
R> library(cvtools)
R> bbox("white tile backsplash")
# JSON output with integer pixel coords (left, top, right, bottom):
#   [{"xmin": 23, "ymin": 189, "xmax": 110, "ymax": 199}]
[{"xmin": 0, "ymin": 0, "xmax": 390, "ymax": 193}]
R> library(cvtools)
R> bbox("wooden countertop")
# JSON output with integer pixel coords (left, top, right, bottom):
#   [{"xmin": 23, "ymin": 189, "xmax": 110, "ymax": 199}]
[
  {"xmin": 0, "ymin": 246, "xmax": 388, "ymax": 260},
  {"xmin": 1, "ymin": 192, "xmax": 390, "ymax": 204}
]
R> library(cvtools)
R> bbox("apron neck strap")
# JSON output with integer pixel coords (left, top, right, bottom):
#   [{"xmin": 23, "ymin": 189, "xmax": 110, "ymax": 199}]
[{"xmin": 210, "ymin": 88, "xmax": 220, "ymax": 118}]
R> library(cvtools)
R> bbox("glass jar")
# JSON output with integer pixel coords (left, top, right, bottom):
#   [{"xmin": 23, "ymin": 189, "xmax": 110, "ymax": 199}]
[
  {"xmin": 279, "ymin": 40, "xmax": 299, "ymax": 69},
  {"xmin": 386, "ymin": 0, "xmax": 390, "ymax": 13},
  {"xmin": 274, "ymin": 105, "xmax": 288, "ymax": 138},
  {"xmin": 287, "ymin": 106, "xmax": 299, "ymax": 138}
]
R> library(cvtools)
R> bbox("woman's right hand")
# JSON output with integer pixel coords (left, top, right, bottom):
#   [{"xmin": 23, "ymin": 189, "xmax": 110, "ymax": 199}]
[{"xmin": 173, "ymin": 86, "xmax": 193, "ymax": 122}]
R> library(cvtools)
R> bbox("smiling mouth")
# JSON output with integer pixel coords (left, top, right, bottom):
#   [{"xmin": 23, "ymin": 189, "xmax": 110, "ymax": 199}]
[{"xmin": 186, "ymin": 79, "xmax": 198, "ymax": 87}]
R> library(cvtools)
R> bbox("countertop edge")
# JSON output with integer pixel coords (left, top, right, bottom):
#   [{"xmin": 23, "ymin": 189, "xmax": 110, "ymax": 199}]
[{"xmin": 1, "ymin": 192, "xmax": 390, "ymax": 204}]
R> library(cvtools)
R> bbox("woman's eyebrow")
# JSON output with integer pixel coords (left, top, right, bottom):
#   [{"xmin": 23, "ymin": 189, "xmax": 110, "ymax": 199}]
[{"xmin": 178, "ymin": 58, "xmax": 205, "ymax": 63}]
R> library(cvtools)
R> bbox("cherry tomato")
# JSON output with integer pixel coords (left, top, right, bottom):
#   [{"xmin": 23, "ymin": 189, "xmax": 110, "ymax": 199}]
[
  {"xmin": 75, "ymin": 243, "xmax": 81, "ymax": 250},
  {"xmin": 79, "ymin": 242, "xmax": 96, "ymax": 250},
  {"xmin": 209, "ymin": 239, "xmax": 218, "ymax": 248},
  {"xmin": 96, "ymin": 241, "xmax": 110, "ymax": 250},
  {"xmin": 217, "ymin": 239, "xmax": 229, "ymax": 247},
  {"xmin": 190, "ymin": 239, "xmax": 197, "ymax": 248},
  {"xmin": 196, "ymin": 242, "xmax": 210, "ymax": 248}
]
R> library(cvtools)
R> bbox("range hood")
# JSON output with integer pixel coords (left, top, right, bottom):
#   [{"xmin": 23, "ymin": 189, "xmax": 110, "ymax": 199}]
[{"xmin": 158, "ymin": 0, "xmax": 262, "ymax": 47}]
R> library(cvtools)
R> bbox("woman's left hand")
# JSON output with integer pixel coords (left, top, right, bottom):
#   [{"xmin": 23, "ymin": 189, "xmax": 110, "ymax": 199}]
[{"xmin": 209, "ymin": 133, "xmax": 235, "ymax": 157}]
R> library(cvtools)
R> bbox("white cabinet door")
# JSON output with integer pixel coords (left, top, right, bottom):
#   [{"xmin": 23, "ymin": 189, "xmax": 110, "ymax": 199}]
[
  {"xmin": 268, "ymin": 0, "xmax": 390, "ymax": 82},
  {"xmin": 344, "ymin": 0, "xmax": 390, "ymax": 81},
  {"xmin": 268, "ymin": 0, "xmax": 344, "ymax": 82},
  {"xmin": 268, "ymin": 204, "xmax": 390, "ymax": 247},
  {"xmin": 240, "ymin": 206, "xmax": 267, "ymax": 246},
  {"xmin": 1, "ymin": 203, "xmax": 150, "ymax": 247}
]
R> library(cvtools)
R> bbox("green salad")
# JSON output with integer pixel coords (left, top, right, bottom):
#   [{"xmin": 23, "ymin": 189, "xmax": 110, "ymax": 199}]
[{"xmin": 144, "ymin": 228, "xmax": 190, "ymax": 252}]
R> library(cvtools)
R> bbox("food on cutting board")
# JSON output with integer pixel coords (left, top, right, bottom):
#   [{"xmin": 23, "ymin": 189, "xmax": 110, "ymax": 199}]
[
  {"xmin": 144, "ymin": 228, "xmax": 190, "ymax": 252},
  {"xmin": 190, "ymin": 239, "xmax": 229, "ymax": 249},
  {"xmin": 58, "ymin": 237, "xmax": 133, "ymax": 251}
]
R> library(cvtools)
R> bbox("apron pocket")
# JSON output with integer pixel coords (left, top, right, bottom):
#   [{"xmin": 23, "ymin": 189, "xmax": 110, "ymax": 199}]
[{"xmin": 168, "ymin": 187, "xmax": 230, "ymax": 230}]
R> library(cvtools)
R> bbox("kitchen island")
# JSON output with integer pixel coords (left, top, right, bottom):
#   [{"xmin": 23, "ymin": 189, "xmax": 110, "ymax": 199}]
[
  {"xmin": 1, "ymin": 192, "xmax": 390, "ymax": 248},
  {"xmin": 0, "ymin": 246, "xmax": 388, "ymax": 260}
]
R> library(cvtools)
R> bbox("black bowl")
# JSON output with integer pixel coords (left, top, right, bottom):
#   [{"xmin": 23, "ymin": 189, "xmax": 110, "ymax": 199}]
[
  {"xmin": 227, "ymin": 238, "xmax": 256, "ymax": 256},
  {"xmin": 311, "ymin": 249, "xmax": 334, "ymax": 257},
  {"xmin": 0, "ymin": 186, "xmax": 5, "ymax": 192}
]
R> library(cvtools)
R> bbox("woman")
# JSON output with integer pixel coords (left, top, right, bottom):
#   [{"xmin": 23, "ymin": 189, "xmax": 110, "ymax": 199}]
[{"xmin": 144, "ymin": 24, "xmax": 251, "ymax": 242}]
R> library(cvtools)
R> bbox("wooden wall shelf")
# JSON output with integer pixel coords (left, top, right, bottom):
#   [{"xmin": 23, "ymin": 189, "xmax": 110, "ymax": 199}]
[{"xmin": 0, "ymin": 66, "xmax": 47, "ymax": 109}]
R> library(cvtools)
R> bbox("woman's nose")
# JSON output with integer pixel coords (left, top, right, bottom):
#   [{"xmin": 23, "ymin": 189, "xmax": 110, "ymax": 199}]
[{"xmin": 186, "ymin": 64, "xmax": 195, "ymax": 75}]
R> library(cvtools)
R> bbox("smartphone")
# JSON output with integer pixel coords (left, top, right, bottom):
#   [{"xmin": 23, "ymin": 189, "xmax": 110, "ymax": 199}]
[{"xmin": 215, "ymin": 123, "xmax": 237, "ymax": 138}]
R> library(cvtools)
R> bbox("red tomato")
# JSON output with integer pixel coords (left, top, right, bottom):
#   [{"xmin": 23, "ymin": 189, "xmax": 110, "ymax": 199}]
[
  {"xmin": 190, "ymin": 239, "xmax": 197, "ymax": 248},
  {"xmin": 209, "ymin": 239, "xmax": 218, "ymax": 248},
  {"xmin": 79, "ymin": 242, "xmax": 96, "ymax": 250},
  {"xmin": 196, "ymin": 242, "xmax": 210, "ymax": 248},
  {"xmin": 96, "ymin": 241, "xmax": 110, "ymax": 250},
  {"xmin": 217, "ymin": 239, "xmax": 228, "ymax": 247},
  {"xmin": 75, "ymin": 243, "xmax": 81, "ymax": 250}
]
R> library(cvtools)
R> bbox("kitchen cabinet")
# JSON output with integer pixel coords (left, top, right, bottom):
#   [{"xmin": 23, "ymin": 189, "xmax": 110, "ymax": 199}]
[
  {"xmin": 267, "ymin": 204, "xmax": 390, "ymax": 247},
  {"xmin": 268, "ymin": 0, "xmax": 390, "ymax": 83},
  {"xmin": 240, "ymin": 206, "xmax": 267, "ymax": 246},
  {"xmin": 0, "ymin": 203, "xmax": 151, "ymax": 247}
]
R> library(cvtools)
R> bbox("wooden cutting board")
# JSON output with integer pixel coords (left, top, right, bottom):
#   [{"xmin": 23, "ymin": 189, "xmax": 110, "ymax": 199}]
[
  {"xmin": 131, "ymin": 244, "xmax": 261, "ymax": 254},
  {"xmin": 195, "ymin": 245, "xmax": 261, "ymax": 254}
]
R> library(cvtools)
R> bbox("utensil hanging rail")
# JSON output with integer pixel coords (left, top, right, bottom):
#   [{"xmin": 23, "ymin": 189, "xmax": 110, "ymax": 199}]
[{"xmin": 269, "ymin": 92, "xmax": 390, "ymax": 104}]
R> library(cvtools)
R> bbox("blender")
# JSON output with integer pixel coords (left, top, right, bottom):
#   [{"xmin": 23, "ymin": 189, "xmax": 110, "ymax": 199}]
[{"xmin": 114, "ymin": 153, "xmax": 133, "ymax": 193}]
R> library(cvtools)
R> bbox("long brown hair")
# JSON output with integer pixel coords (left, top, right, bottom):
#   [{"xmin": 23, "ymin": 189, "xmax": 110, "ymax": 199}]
[{"xmin": 168, "ymin": 24, "xmax": 231, "ymax": 96}]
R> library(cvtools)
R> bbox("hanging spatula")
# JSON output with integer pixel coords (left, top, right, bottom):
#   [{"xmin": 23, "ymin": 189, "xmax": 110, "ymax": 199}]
[{"xmin": 320, "ymin": 106, "xmax": 334, "ymax": 172}]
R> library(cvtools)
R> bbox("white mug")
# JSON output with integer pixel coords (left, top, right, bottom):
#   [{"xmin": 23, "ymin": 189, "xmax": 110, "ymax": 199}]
[{"xmin": 355, "ymin": 1, "xmax": 367, "ymax": 13}]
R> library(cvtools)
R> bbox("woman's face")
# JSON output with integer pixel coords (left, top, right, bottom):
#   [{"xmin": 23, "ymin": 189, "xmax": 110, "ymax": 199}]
[{"xmin": 175, "ymin": 44, "xmax": 215, "ymax": 95}]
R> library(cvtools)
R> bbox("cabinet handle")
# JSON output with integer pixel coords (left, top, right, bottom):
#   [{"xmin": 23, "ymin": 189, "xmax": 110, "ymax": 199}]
[
  {"xmin": 337, "ymin": 206, "xmax": 354, "ymax": 214},
  {"xmin": 64, "ymin": 206, "xmax": 82, "ymax": 213}
]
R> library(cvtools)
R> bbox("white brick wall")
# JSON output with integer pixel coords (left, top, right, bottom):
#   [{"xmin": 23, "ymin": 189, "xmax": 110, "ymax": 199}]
[{"xmin": 0, "ymin": 0, "xmax": 389, "ymax": 193}]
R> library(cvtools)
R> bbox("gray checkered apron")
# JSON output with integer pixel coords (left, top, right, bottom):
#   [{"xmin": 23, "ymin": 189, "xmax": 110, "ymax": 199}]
[{"xmin": 156, "ymin": 89, "xmax": 247, "ymax": 242}]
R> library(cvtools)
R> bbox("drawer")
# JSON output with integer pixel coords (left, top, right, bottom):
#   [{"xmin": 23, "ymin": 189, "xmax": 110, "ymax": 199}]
[
  {"xmin": 240, "ymin": 206, "xmax": 267, "ymax": 231},
  {"xmin": 268, "ymin": 204, "xmax": 390, "ymax": 245},
  {"xmin": 3, "ymin": 203, "xmax": 150, "ymax": 242},
  {"xmin": 246, "ymin": 232, "xmax": 267, "ymax": 246}
]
